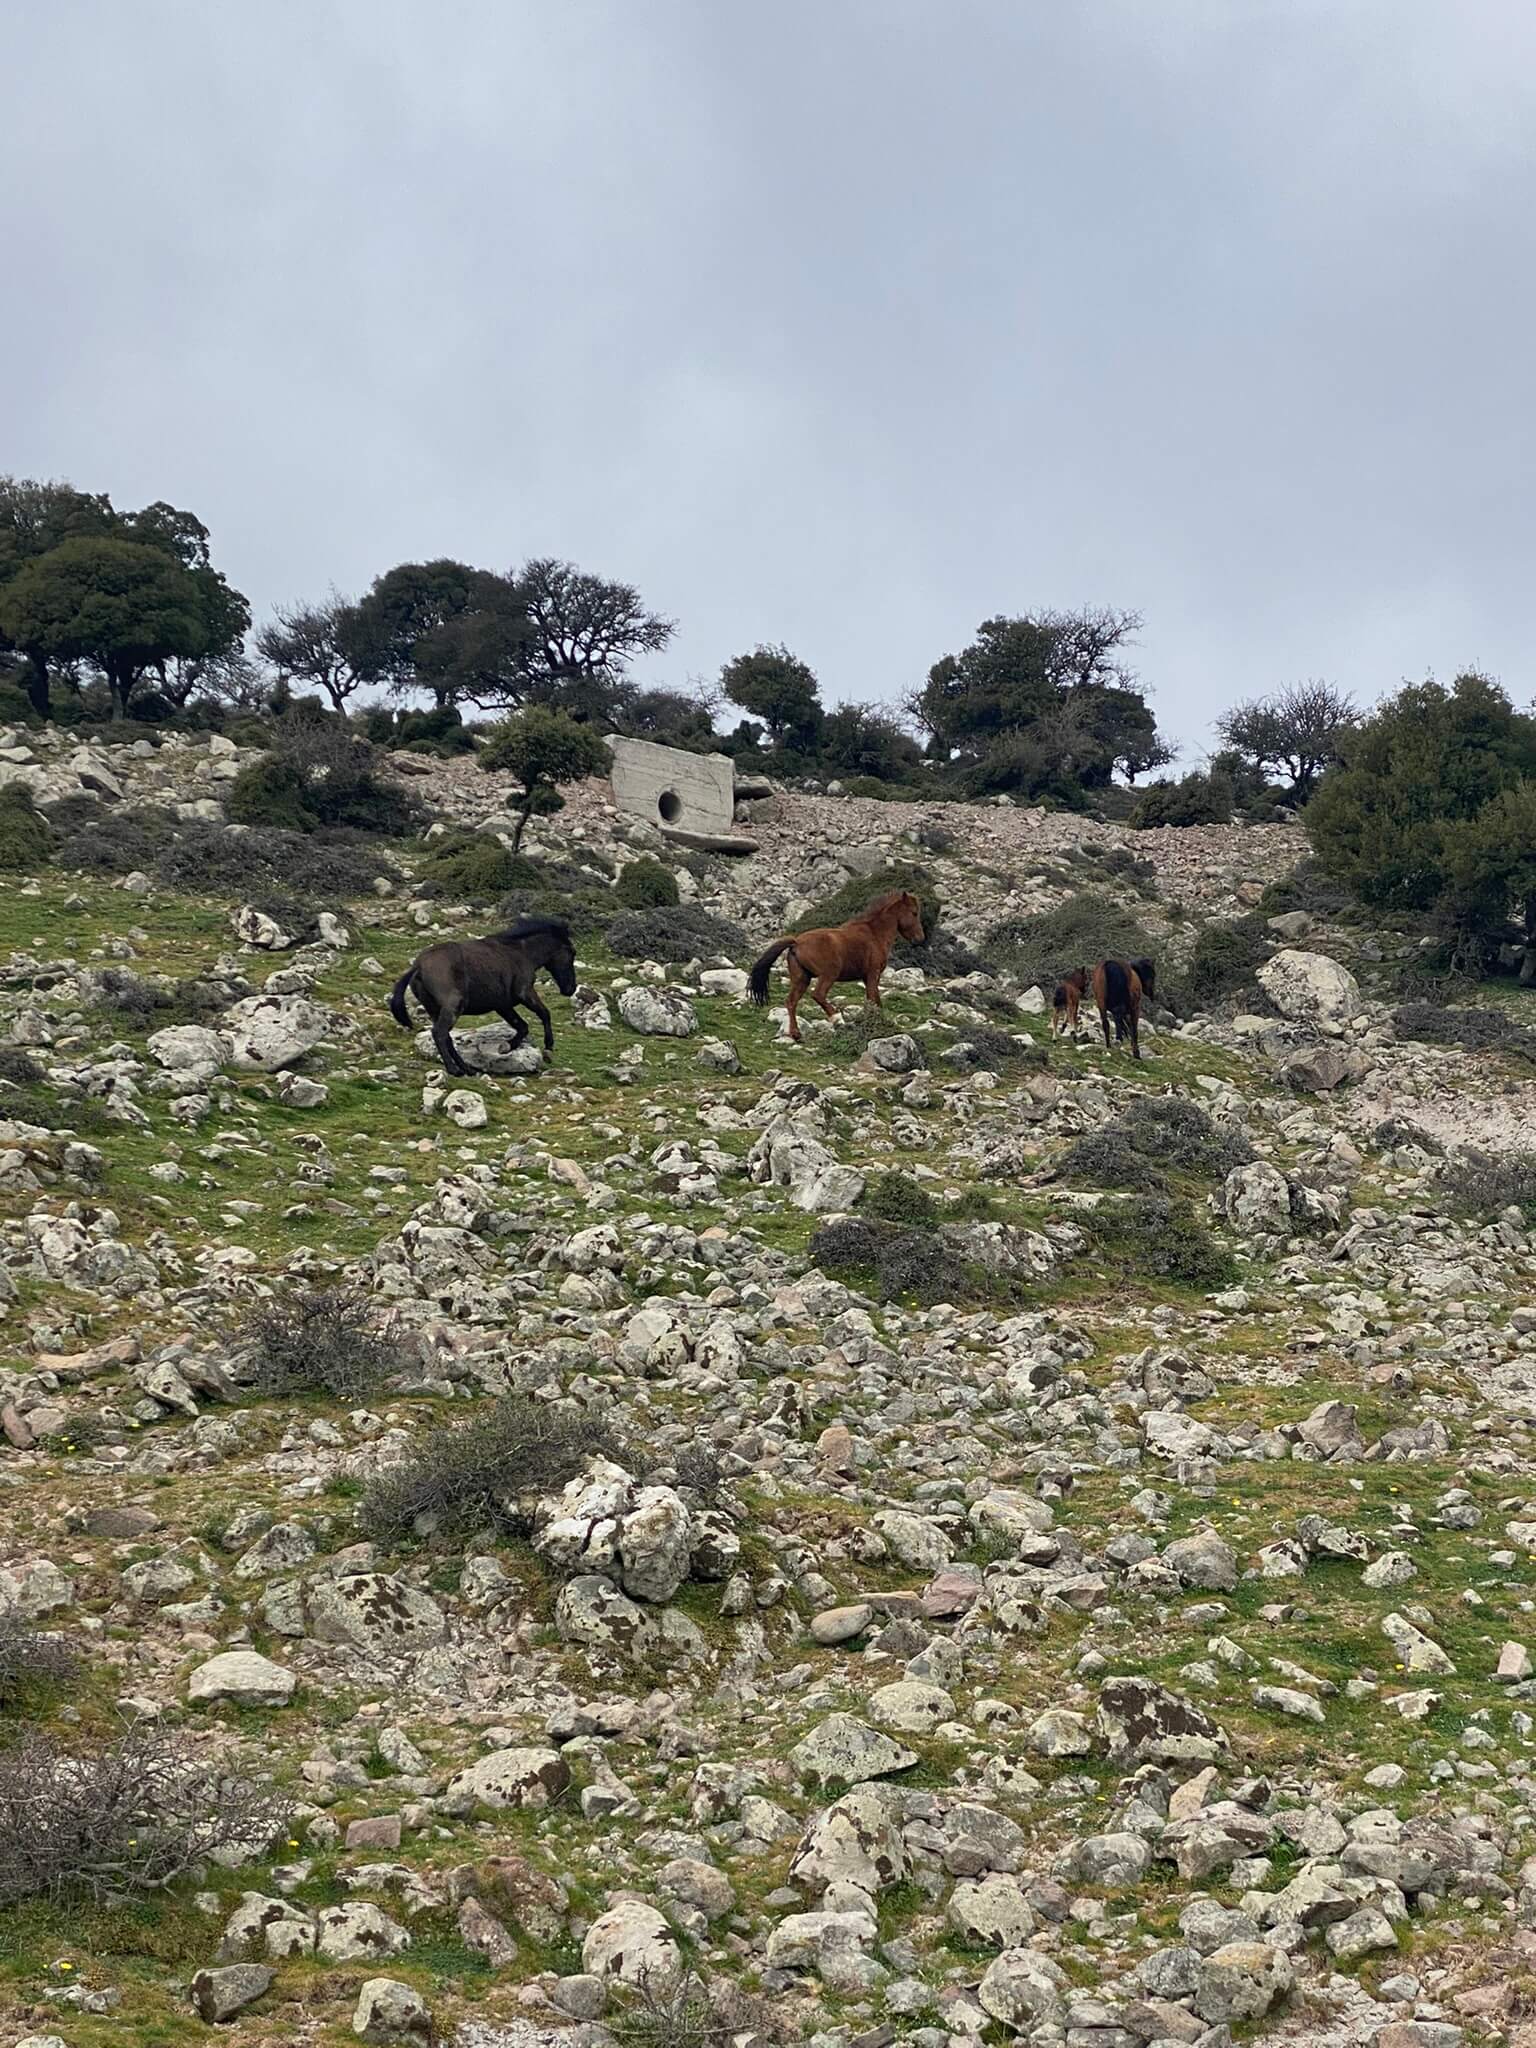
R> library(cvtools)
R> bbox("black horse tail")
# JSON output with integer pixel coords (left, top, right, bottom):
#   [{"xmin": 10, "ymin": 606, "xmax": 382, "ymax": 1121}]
[
  {"xmin": 748, "ymin": 937, "xmax": 795, "ymax": 1006},
  {"xmin": 388, "ymin": 970, "xmax": 415, "ymax": 1030},
  {"xmin": 1129, "ymin": 955, "xmax": 1157, "ymax": 1002},
  {"xmin": 1051, "ymin": 984, "xmax": 1068, "ymax": 1013}
]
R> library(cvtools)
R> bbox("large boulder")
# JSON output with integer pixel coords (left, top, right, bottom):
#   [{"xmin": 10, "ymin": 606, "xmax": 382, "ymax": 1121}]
[
  {"xmin": 1223, "ymin": 1161, "xmax": 1292, "ymax": 1235},
  {"xmin": 617, "ymin": 987, "xmax": 698, "ymax": 1038},
  {"xmin": 1256, "ymin": 949, "xmax": 1360, "ymax": 1034},
  {"xmin": 442, "ymin": 1746, "xmax": 571, "ymax": 1815},
  {"xmin": 222, "ymin": 993, "xmax": 333, "ymax": 1071},
  {"xmin": 303, "ymin": 1573, "xmax": 447, "ymax": 1656},
  {"xmin": 789, "ymin": 1714, "xmax": 917, "ymax": 1786},
  {"xmin": 188, "ymin": 1651, "xmax": 295, "ymax": 1707},
  {"xmin": 581, "ymin": 1899, "xmax": 683, "ymax": 1994},
  {"xmin": 789, "ymin": 1783, "xmax": 908, "ymax": 1895},
  {"xmin": 190, "ymin": 1963, "xmax": 275, "ymax": 2023},
  {"xmin": 533, "ymin": 1461, "xmax": 696, "ymax": 1603},
  {"xmin": 746, "ymin": 1114, "xmax": 865, "ymax": 1214},
  {"xmin": 978, "ymin": 1949, "xmax": 1070, "ymax": 2032},
  {"xmin": 412, "ymin": 1023, "xmax": 544, "ymax": 1074},
  {"xmin": 146, "ymin": 1024, "xmax": 229, "ymax": 1085},
  {"xmin": 353, "ymin": 1977, "xmax": 433, "ymax": 2044}
]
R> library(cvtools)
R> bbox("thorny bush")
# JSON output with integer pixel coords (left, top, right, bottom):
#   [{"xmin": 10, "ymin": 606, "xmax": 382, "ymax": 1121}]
[{"xmin": 241, "ymin": 1288, "xmax": 407, "ymax": 1401}]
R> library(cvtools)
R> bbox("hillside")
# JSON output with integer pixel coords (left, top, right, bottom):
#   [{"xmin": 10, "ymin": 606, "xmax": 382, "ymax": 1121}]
[{"xmin": 3, "ymin": 723, "xmax": 1536, "ymax": 2048}]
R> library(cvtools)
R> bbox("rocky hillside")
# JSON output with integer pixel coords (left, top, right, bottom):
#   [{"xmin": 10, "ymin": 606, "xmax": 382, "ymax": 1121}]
[{"xmin": 3, "ymin": 721, "xmax": 1536, "ymax": 2048}]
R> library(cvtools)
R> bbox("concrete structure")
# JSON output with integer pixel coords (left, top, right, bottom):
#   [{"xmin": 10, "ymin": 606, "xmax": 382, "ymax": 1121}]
[{"xmin": 608, "ymin": 736, "xmax": 737, "ymax": 837}]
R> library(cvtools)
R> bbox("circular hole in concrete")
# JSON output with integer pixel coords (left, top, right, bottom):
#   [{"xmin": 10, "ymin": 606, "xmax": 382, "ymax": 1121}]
[{"xmin": 657, "ymin": 790, "xmax": 682, "ymax": 823}]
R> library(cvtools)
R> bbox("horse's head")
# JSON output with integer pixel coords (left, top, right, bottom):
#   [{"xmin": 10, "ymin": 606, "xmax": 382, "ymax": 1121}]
[
  {"xmin": 551, "ymin": 936, "xmax": 579, "ymax": 998},
  {"xmin": 896, "ymin": 891, "xmax": 925, "ymax": 944}
]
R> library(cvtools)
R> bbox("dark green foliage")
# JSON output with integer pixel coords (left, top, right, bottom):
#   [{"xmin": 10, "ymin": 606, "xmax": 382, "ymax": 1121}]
[
  {"xmin": 1216, "ymin": 681, "xmax": 1356, "ymax": 800},
  {"xmin": 0, "ymin": 1049, "xmax": 116, "ymax": 1138},
  {"xmin": 1256, "ymin": 858, "xmax": 1352, "ymax": 922},
  {"xmin": 1130, "ymin": 769, "xmax": 1232, "ymax": 829},
  {"xmin": 808, "ymin": 1216, "xmax": 1027, "ymax": 1307},
  {"xmin": 0, "ymin": 1722, "xmax": 290, "ymax": 1907},
  {"xmin": 242, "ymin": 1288, "xmax": 407, "ymax": 1400},
  {"xmin": 0, "ymin": 1047, "xmax": 43, "ymax": 1090},
  {"xmin": 416, "ymin": 833, "xmax": 535, "ymax": 902},
  {"xmin": 362, "ymin": 702, "xmax": 475, "ymax": 754},
  {"xmin": 1062, "ymin": 1096, "xmax": 1254, "ymax": 1191},
  {"xmin": 720, "ymin": 644, "xmax": 823, "ymax": 750},
  {"xmin": 1394, "ymin": 1003, "xmax": 1536, "ymax": 1061},
  {"xmin": 1080, "ymin": 1195, "xmax": 1235, "ymax": 1289},
  {"xmin": 151, "ymin": 817, "xmax": 390, "ymax": 903},
  {"xmin": 863, "ymin": 1170, "xmax": 940, "ymax": 1227},
  {"xmin": 227, "ymin": 724, "xmax": 415, "ymax": 836},
  {"xmin": 1182, "ymin": 913, "xmax": 1271, "ymax": 1010},
  {"xmin": 614, "ymin": 857, "xmax": 680, "ymax": 909},
  {"xmin": 919, "ymin": 927, "xmax": 983, "ymax": 978},
  {"xmin": 1306, "ymin": 672, "xmax": 1536, "ymax": 965},
  {"xmin": 986, "ymin": 890, "xmax": 1156, "ymax": 996},
  {"xmin": 605, "ymin": 903, "xmax": 748, "ymax": 962},
  {"xmin": 358, "ymin": 1396, "xmax": 622, "ymax": 1543},
  {"xmin": 0, "ymin": 785, "xmax": 51, "ymax": 871},
  {"xmin": 0, "ymin": 1616, "xmax": 80, "ymax": 1711},
  {"xmin": 478, "ymin": 706, "xmax": 612, "ymax": 851},
  {"xmin": 1093, "ymin": 845, "xmax": 1161, "ymax": 894},
  {"xmin": 819, "ymin": 701, "xmax": 922, "ymax": 782},
  {"xmin": 947, "ymin": 1023, "xmax": 1042, "ymax": 1070},
  {"xmin": 1438, "ymin": 1151, "xmax": 1536, "ymax": 1219},
  {"xmin": 802, "ymin": 863, "xmax": 940, "ymax": 964}
]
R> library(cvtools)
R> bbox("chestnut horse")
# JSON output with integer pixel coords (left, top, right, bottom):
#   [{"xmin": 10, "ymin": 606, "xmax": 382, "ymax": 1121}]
[
  {"xmin": 1051, "ymin": 966, "xmax": 1090, "ymax": 1039},
  {"xmin": 748, "ymin": 889, "xmax": 925, "ymax": 1042},
  {"xmin": 1091, "ymin": 956, "xmax": 1152, "ymax": 1060}
]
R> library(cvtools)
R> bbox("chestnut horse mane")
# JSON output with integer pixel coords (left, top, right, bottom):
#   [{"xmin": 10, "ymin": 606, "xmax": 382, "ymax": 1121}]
[{"xmin": 853, "ymin": 888, "xmax": 914, "ymax": 922}]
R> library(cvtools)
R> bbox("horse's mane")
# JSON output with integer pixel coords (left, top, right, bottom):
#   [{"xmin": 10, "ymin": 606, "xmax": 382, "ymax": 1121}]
[
  {"xmin": 856, "ymin": 888, "xmax": 913, "ymax": 920},
  {"xmin": 489, "ymin": 916, "xmax": 572, "ymax": 944}
]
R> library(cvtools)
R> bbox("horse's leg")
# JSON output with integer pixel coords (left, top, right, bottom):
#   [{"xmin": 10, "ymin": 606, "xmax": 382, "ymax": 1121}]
[
  {"xmin": 434, "ymin": 1000, "xmax": 470, "ymax": 1077},
  {"xmin": 785, "ymin": 957, "xmax": 808, "ymax": 1042},
  {"xmin": 811, "ymin": 973, "xmax": 840, "ymax": 1024},
  {"xmin": 524, "ymin": 990, "xmax": 556, "ymax": 1052},
  {"xmin": 497, "ymin": 1005, "xmax": 530, "ymax": 1048},
  {"xmin": 863, "ymin": 966, "xmax": 883, "ymax": 1009},
  {"xmin": 1129, "ymin": 997, "xmax": 1142, "ymax": 1061}
]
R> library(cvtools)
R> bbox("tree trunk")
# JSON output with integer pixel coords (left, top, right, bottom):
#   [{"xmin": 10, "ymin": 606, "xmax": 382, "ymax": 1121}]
[
  {"xmin": 23, "ymin": 651, "xmax": 50, "ymax": 720},
  {"xmin": 510, "ymin": 798, "xmax": 531, "ymax": 853}
]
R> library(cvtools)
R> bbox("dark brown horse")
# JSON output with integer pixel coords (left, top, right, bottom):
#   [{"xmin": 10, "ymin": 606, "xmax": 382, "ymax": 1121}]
[
  {"xmin": 389, "ymin": 917, "xmax": 578, "ymax": 1076},
  {"xmin": 1051, "ymin": 965, "xmax": 1089, "ymax": 1038},
  {"xmin": 1091, "ymin": 957, "xmax": 1150, "ymax": 1059},
  {"xmin": 748, "ymin": 889, "xmax": 925, "ymax": 1043}
]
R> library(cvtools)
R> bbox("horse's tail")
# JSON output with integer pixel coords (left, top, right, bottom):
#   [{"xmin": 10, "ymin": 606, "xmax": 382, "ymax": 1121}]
[
  {"xmin": 1051, "ymin": 984, "xmax": 1068, "ymax": 1013},
  {"xmin": 748, "ymin": 937, "xmax": 795, "ymax": 1006},
  {"xmin": 388, "ymin": 969, "xmax": 416, "ymax": 1030},
  {"xmin": 1129, "ymin": 955, "xmax": 1157, "ymax": 1003}
]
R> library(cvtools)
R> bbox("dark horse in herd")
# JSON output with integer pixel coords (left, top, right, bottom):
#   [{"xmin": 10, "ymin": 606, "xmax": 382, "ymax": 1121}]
[
  {"xmin": 388, "ymin": 888, "xmax": 1154, "ymax": 1071},
  {"xmin": 390, "ymin": 917, "xmax": 578, "ymax": 1075}
]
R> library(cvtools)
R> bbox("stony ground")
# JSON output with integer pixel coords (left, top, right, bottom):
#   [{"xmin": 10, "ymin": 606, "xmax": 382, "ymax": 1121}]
[{"xmin": 3, "ymin": 727, "xmax": 1536, "ymax": 2048}]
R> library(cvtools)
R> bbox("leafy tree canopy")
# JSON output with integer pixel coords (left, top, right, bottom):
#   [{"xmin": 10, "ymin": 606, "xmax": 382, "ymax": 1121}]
[
  {"xmin": 720, "ymin": 644, "xmax": 823, "ymax": 749},
  {"xmin": 478, "ymin": 706, "xmax": 613, "ymax": 850},
  {"xmin": 1216, "ymin": 681, "xmax": 1356, "ymax": 800}
]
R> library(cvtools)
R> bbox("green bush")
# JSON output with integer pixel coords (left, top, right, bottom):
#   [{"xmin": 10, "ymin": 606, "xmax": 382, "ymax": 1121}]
[
  {"xmin": 1062, "ymin": 1097, "xmax": 1253, "ymax": 1190},
  {"xmin": 1256, "ymin": 857, "xmax": 1352, "ymax": 922},
  {"xmin": 0, "ymin": 786, "xmax": 52, "ymax": 872},
  {"xmin": 359, "ymin": 1396, "xmax": 621, "ymax": 1544},
  {"xmin": 614, "ymin": 858, "xmax": 680, "ymax": 909},
  {"xmin": 416, "ymin": 833, "xmax": 537, "ymax": 902},
  {"xmin": 1129, "ymin": 770, "xmax": 1232, "ymax": 829},
  {"xmin": 1439, "ymin": 1151, "xmax": 1536, "ymax": 1219},
  {"xmin": 863, "ymin": 1171, "xmax": 940, "ymax": 1227},
  {"xmin": 1394, "ymin": 1003, "xmax": 1536, "ymax": 1062},
  {"xmin": 1182, "ymin": 914, "xmax": 1271, "ymax": 1011},
  {"xmin": 228, "ymin": 726, "xmax": 415, "ymax": 836},
  {"xmin": 0, "ymin": 1617, "xmax": 80, "ymax": 1712},
  {"xmin": 986, "ymin": 890, "xmax": 1157, "ymax": 996},
  {"xmin": 605, "ymin": 903, "xmax": 748, "ymax": 962},
  {"xmin": 807, "ymin": 1216, "xmax": 1027, "ymax": 1307},
  {"xmin": 1081, "ymin": 1195, "xmax": 1234, "ymax": 1289}
]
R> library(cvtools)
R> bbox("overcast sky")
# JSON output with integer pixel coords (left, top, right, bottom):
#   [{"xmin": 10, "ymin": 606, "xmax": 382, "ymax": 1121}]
[{"xmin": 6, "ymin": 1, "xmax": 1534, "ymax": 755}]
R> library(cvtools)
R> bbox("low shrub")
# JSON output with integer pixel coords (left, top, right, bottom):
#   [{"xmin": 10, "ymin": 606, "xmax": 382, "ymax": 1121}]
[
  {"xmin": 605, "ymin": 904, "xmax": 748, "ymax": 962},
  {"xmin": 81, "ymin": 966, "xmax": 223, "ymax": 1032},
  {"xmin": 0, "ymin": 1049, "xmax": 116, "ymax": 1138},
  {"xmin": 0, "ymin": 785, "xmax": 52, "ymax": 872},
  {"xmin": 1181, "ymin": 913, "xmax": 1271, "ymax": 1011},
  {"xmin": 611, "ymin": 1966, "xmax": 787, "ymax": 2048},
  {"xmin": 863, "ymin": 1170, "xmax": 940, "ymax": 1227},
  {"xmin": 416, "ymin": 833, "xmax": 539, "ymax": 902},
  {"xmin": 42, "ymin": 797, "xmax": 171, "ymax": 876},
  {"xmin": 986, "ymin": 890, "xmax": 1157, "ymax": 997},
  {"xmin": 802, "ymin": 863, "xmax": 940, "ymax": 964},
  {"xmin": 1439, "ymin": 1151, "xmax": 1536, "ymax": 1219},
  {"xmin": 1095, "ymin": 845, "xmax": 1161, "ymax": 894},
  {"xmin": 1257, "ymin": 858, "xmax": 1352, "ymax": 922},
  {"xmin": 358, "ymin": 1395, "xmax": 622, "ymax": 1543},
  {"xmin": 1080, "ymin": 1194, "xmax": 1235, "ymax": 1289},
  {"xmin": 155, "ymin": 819, "xmax": 391, "ymax": 903},
  {"xmin": 808, "ymin": 1216, "xmax": 1027, "ymax": 1307},
  {"xmin": 946, "ymin": 1023, "xmax": 1043, "ymax": 1070},
  {"xmin": 0, "ymin": 1721, "xmax": 290, "ymax": 1907},
  {"xmin": 1129, "ymin": 771, "xmax": 1232, "ymax": 829},
  {"xmin": 228, "ymin": 726, "xmax": 415, "ymax": 837},
  {"xmin": 1061, "ymin": 1097, "xmax": 1254, "ymax": 1190},
  {"xmin": 242, "ymin": 1289, "xmax": 407, "ymax": 1400},
  {"xmin": 614, "ymin": 858, "xmax": 680, "ymax": 909},
  {"xmin": 1394, "ymin": 1003, "xmax": 1536, "ymax": 1060},
  {"xmin": 0, "ymin": 1616, "xmax": 80, "ymax": 1711}
]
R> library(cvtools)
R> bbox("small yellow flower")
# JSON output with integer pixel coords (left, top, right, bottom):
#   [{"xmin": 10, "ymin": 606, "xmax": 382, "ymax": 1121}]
[
  {"xmin": 56, "ymin": 1960, "xmax": 73, "ymax": 1972},
  {"xmin": 286, "ymin": 1837, "xmax": 300, "ymax": 1849}
]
